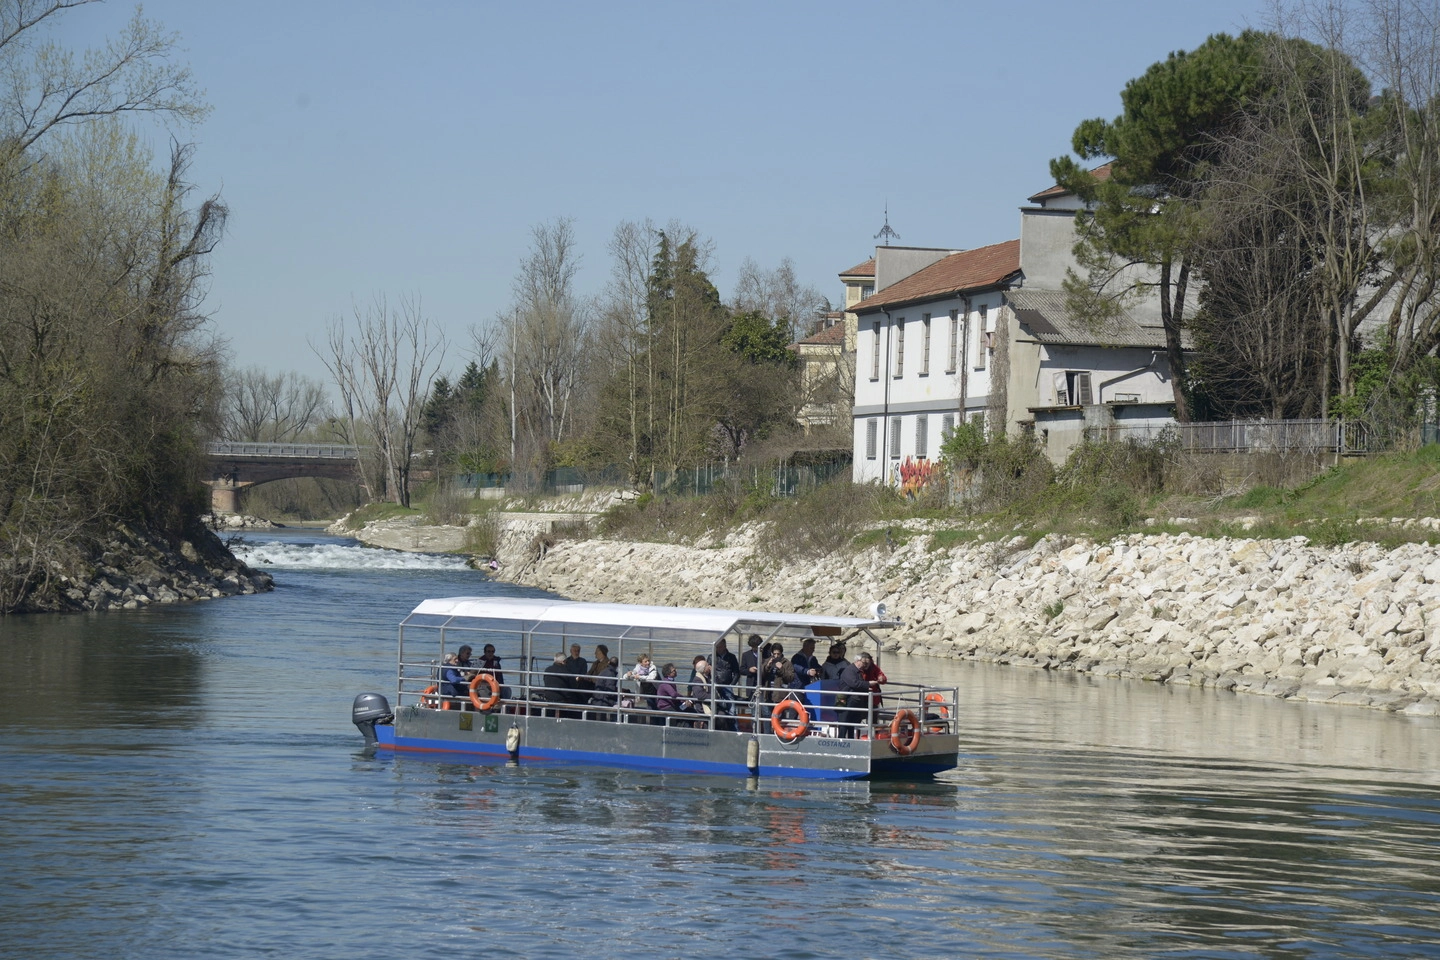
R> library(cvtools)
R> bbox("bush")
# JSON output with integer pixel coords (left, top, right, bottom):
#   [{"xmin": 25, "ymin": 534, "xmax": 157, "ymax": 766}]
[{"xmin": 755, "ymin": 480, "xmax": 895, "ymax": 563}]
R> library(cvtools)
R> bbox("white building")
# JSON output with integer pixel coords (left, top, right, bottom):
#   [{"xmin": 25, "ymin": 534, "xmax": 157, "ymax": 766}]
[
  {"xmin": 850, "ymin": 240, "xmax": 1021, "ymax": 483},
  {"xmin": 847, "ymin": 168, "xmax": 1186, "ymax": 480}
]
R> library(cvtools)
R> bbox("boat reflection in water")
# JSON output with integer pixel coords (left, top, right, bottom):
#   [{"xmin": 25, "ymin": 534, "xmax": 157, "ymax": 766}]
[{"xmin": 353, "ymin": 597, "xmax": 961, "ymax": 779}]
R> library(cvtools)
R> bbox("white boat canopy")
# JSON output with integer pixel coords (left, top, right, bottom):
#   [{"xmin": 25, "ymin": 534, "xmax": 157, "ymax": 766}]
[{"xmin": 406, "ymin": 596, "xmax": 897, "ymax": 636}]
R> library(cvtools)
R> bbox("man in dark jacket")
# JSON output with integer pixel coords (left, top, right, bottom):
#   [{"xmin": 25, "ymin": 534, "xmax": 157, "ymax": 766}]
[
  {"xmin": 835, "ymin": 656, "xmax": 871, "ymax": 738},
  {"xmin": 792, "ymin": 638, "xmax": 820, "ymax": 684}
]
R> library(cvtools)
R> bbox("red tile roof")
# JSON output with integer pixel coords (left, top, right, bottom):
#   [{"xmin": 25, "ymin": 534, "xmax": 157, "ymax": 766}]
[
  {"xmin": 839, "ymin": 258, "xmax": 875, "ymax": 278},
  {"xmin": 852, "ymin": 240, "xmax": 1021, "ymax": 315},
  {"xmin": 1027, "ymin": 162, "xmax": 1113, "ymax": 203},
  {"xmin": 795, "ymin": 323, "xmax": 846, "ymax": 347}
]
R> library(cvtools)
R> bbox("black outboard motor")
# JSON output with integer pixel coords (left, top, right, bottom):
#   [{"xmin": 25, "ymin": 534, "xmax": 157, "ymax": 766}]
[{"xmin": 352, "ymin": 692, "xmax": 393, "ymax": 743}]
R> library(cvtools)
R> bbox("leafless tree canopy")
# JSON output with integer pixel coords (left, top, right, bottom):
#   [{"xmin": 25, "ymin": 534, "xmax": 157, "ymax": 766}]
[
  {"xmin": 319, "ymin": 294, "xmax": 445, "ymax": 507},
  {"xmin": 221, "ymin": 367, "xmax": 330, "ymax": 443}
]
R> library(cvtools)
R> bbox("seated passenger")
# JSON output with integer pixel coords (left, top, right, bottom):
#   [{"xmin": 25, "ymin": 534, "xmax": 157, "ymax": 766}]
[
  {"xmin": 589, "ymin": 656, "xmax": 619, "ymax": 716},
  {"xmin": 585, "ymin": 644, "xmax": 614, "ymax": 692},
  {"xmin": 739, "ymin": 634, "xmax": 764, "ymax": 699},
  {"xmin": 442, "ymin": 645, "xmax": 475, "ymax": 708},
  {"xmin": 653, "ymin": 662, "xmax": 686, "ymax": 725},
  {"xmin": 542, "ymin": 652, "xmax": 580, "ymax": 717},
  {"xmin": 478, "ymin": 643, "xmax": 513, "ymax": 704}
]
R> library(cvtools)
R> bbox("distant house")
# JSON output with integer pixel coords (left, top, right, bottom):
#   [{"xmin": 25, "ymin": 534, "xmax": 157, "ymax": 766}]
[
  {"xmin": 792, "ymin": 316, "xmax": 848, "ymax": 432},
  {"xmin": 843, "ymin": 168, "xmax": 1187, "ymax": 479},
  {"xmin": 849, "ymin": 240, "xmax": 1021, "ymax": 483},
  {"xmin": 1010, "ymin": 166, "xmax": 1182, "ymax": 459}
]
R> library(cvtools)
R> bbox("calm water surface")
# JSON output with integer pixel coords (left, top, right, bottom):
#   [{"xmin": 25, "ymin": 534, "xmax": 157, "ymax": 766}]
[{"xmin": 3, "ymin": 531, "xmax": 1440, "ymax": 959}]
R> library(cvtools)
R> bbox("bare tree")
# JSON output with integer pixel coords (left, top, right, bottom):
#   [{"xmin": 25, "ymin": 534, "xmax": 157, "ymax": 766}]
[
  {"xmin": 222, "ymin": 367, "xmax": 329, "ymax": 442},
  {"xmin": 0, "ymin": 1, "xmax": 207, "ymax": 162},
  {"xmin": 318, "ymin": 294, "xmax": 445, "ymax": 507},
  {"xmin": 730, "ymin": 257, "xmax": 830, "ymax": 340},
  {"xmin": 501, "ymin": 218, "xmax": 590, "ymax": 486}
]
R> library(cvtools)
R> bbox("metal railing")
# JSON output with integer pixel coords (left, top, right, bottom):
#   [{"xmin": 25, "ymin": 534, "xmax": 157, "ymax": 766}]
[
  {"xmin": 1099, "ymin": 419, "xmax": 1392, "ymax": 456},
  {"xmin": 206, "ymin": 441, "xmax": 361, "ymax": 459}
]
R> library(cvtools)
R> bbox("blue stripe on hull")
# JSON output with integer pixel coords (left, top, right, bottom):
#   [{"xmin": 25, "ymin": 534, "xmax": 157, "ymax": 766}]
[{"xmin": 376, "ymin": 727, "xmax": 869, "ymax": 780}]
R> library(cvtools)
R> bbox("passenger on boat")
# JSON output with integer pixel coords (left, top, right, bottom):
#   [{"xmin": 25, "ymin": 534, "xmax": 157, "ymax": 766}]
[
  {"xmin": 761, "ymin": 643, "xmax": 786, "ymax": 686},
  {"xmin": 625, "ymin": 654, "xmax": 659, "ymax": 708},
  {"xmin": 819, "ymin": 642, "xmax": 852, "ymax": 682},
  {"xmin": 478, "ymin": 643, "xmax": 513, "ymax": 703},
  {"xmin": 834, "ymin": 656, "xmax": 871, "ymax": 738},
  {"xmin": 739, "ymin": 634, "xmax": 764, "ymax": 698},
  {"xmin": 792, "ymin": 638, "xmax": 820, "ymax": 683},
  {"xmin": 564, "ymin": 644, "xmax": 588, "ymax": 677},
  {"xmin": 653, "ymin": 662, "xmax": 687, "ymax": 725},
  {"xmin": 542, "ymin": 652, "xmax": 582, "ymax": 717},
  {"xmin": 625, "ymin": 653, "xmax": 658, "ymax": 683},
  {"xmin": 442, "ymin": 645, "xmax": 476, "ymax": 708},
  {"xmin": 585, "ymin": 645, "xmax": 614, "ymax": 691},
  {"xmin": 856, "ymin": 652, "xmax": 887, "ymax": 708},
  {"xmin": 589, "ymin": 655, "xmax": 619, "ymax": 717}
]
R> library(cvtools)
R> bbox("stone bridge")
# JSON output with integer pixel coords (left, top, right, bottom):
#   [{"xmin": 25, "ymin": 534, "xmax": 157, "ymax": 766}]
[{"xmin": 204, "ymin": 441, "xmax": 362, "ymax": 513}]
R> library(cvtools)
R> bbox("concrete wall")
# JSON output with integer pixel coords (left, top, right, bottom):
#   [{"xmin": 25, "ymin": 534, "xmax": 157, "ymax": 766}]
[
  {"xmin": 1018, "ymin": 206, "xmax": 1165, "ymax": 325},
  {"xmin": 873, "ymin": 246, "xmax": 957, "ymax": 292}
]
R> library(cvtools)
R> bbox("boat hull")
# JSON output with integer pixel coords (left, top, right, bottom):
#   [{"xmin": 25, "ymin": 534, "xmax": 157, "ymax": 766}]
[{"xmin": 377, "ymin": 705, "xmax": 959, "ymax": 780}]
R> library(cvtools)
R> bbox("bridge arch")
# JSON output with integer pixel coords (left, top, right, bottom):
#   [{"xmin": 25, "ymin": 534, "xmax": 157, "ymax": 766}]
[{"xmin": 204, "ymin": 442, "xmax": 363, "ymax": 513}]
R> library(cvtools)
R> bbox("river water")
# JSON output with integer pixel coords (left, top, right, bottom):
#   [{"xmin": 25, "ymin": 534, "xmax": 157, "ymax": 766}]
[{"xmin": 4, "ymin": 530, "xmax": 1440, "ymax": 959}]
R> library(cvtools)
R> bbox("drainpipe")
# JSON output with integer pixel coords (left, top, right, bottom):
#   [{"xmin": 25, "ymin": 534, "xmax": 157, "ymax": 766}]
[
  {"xmin": 880, "ymin": 309, "xmax": 893, "ymax": 485},
  {"xmin": 958, "ymin": 295, "xmax": 971, "ymax": 425}
]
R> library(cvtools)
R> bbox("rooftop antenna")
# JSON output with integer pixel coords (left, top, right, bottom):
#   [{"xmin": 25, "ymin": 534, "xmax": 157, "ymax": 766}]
[{"xmin": 873, "ymin": 203, "xmax": 901, "ymax": 246}]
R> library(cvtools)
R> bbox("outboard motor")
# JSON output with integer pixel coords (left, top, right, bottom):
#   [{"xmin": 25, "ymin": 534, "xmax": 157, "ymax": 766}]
[{"xmin": 352, "ymin": 692, "xmax": 393, "ymax": 743}]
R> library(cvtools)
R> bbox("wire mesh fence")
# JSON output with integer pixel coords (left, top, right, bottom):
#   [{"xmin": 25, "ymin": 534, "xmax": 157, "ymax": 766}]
[{"xmin": 452, "ymin": 455, "xmax": 852, "ymax": 499}]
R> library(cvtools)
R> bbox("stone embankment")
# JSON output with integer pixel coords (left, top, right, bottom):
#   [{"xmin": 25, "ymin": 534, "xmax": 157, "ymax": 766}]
[
  {"xmin": 29, "ymin": 522, "xmax": 273, "ymax": 613},
  {"xmin": 510, "ymin": 525, "xmax": 1440, "ymax": 716}
]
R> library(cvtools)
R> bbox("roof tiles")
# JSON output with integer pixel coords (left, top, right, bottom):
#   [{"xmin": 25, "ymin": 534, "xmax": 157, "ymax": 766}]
[{"xmin": 852, "ymin": 240, "xmax": 1021, "ymax": 314}]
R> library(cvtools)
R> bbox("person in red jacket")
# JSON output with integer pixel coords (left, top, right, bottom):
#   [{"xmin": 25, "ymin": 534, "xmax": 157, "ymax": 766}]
[{"xmin": 856, "ymin": 651, "xmax": 888, "ymax": 708}]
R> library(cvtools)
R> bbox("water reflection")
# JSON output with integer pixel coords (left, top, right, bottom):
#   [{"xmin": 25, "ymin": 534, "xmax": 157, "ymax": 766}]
[{"xmin": 5, "ymin": 536, "xmax": 1440, "ymax": 958}]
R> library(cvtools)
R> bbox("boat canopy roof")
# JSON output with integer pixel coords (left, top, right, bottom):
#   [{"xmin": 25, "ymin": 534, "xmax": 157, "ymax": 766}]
[{"xmin": 405, "ymin": 596, "xmax": 896, "ymax": 636}]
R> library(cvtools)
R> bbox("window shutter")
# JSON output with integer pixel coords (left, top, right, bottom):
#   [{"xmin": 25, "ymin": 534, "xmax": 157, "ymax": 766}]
[
  {"xmin": 866, "ymin": 419, "xmax": 878, "ymax": 459},
  {"xmin": 890, "ymin": 417, "xmax": 902, "ymax": 458},
  {"xmin": 916, "ymin": 415, "xmax": 928, "ymax": 458}
]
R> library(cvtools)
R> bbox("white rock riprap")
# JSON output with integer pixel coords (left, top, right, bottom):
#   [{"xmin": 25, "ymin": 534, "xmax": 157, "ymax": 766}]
[{"xmin": 508, "ymin": 527, "xmax": 1440, "ymax": 715}]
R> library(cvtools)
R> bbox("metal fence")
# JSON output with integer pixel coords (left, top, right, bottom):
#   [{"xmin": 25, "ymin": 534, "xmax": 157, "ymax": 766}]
[
  {"xmin": 454, "ymin": 455, "xmax": 853, "ymax": 499},
  {"xmin": 1100, "ymin": 419, "xmax": 1396, "ymax": 456}
]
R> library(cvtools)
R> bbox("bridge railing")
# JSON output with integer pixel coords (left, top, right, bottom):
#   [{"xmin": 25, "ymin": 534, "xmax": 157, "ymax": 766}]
[{"xmin": 206, "ymin": 442, "xmax": 360, "ymax": 459}]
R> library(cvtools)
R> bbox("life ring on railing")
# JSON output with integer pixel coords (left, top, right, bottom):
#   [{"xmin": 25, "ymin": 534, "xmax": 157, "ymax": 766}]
[
  {"xmin": 421, "ymin": 684, "xmax": 452, "ymax": 710},
  {"xmin": 923, "ymin": 692, "xmax": 950, "ymax": 733},
  {"xmin": 771, "ymin": 699, "xmax": 810, "ymax": 743},
  {"xmin": 889, "ymin": 709, "xmax": 922, "ymax": 755},
  {"xmin": 469, "ymin": 672, "xmax": 501, "ymax": 711}
]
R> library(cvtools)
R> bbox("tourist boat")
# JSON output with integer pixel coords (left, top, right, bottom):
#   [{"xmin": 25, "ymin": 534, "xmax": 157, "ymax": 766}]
[{"xmin": 351, "ymin": 597, "xmax": 960, "ymax": 779}]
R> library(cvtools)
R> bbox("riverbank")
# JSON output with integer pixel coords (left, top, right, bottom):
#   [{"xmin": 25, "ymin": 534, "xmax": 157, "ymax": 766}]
[
  {"xmin": 12, "ymin": 520, "xmax": 274, "ymax": 613},
  {"xmin": 335, "ymin": 507, "xmax": 1440, "ymax": 715}
]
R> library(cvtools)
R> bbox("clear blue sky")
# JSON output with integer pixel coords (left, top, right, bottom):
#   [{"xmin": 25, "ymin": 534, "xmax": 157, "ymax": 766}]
[{"xmin": 61, "ymin": 0, "xmax": 1268, "ymax": 385}]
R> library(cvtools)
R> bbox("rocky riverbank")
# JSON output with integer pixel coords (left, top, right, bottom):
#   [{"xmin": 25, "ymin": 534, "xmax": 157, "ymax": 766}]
[
  {"xmin": 15, "ymin": 521, "xmax": 274, "ymax": 613},
  {"xmin": 503, "ymin": 523, "xmax": 1440, "ymax": 716}
]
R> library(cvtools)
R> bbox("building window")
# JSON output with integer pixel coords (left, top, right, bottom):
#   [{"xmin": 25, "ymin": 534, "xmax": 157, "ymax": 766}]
[
  {"xmin": 941, "ymin": 413, "xmax": 955, "ymax": 440},
  {"xmin": 894, "ymin": 319, "xmax": 905, "ymax": 377},
  {"xmin": 870, "ymin": 321, "xmax": 880, "ymax": 380},
  {"xmin": 889, "ymin": 417, "xmax": 902, "ymax": 458},
  {"xmin": 920, "ymin": 314, "xmax": 931, "ymax": 376},
  {"xmin": 916, "ymin": 415, "xmax": 928, "ymax": 459},
  {"xmin": 865, "ymin": 418, "xmax": 878, "ymax": 459},
  {"xmin": 947, "ymin": 310, "xmax": 958, "ymax": 373},
  {"xmin": 974, "ymin": 304, "xmax": 989, "ymax": 371},
  {"xmin": 1058, "ymin": 370, "xmax": 1093, "ymax": 406},
  {"xmin": 861, "ymin": 284, "xmax": 873, "ymax": 300}
]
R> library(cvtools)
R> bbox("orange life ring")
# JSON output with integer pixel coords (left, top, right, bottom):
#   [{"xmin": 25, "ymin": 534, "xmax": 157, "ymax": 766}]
[
  {"xmin": 421, "ymin": 684, "xmax": 452, "ymax": 710},
  {"xmin": 469, "ymin": 672, "xmax": 501, "ymax": 711},
  {"xmin": 770, "ymin": 698, "xmax": 810, "ymax": 742},
  {"xmin": 889, "ymin": 709, "xmax": 922, "ymax": 755},
  {"xmin": 924, "ymin": 692, "xmax": 950, "ymax": 733}
]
